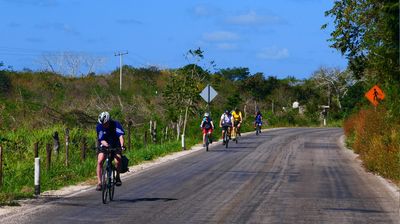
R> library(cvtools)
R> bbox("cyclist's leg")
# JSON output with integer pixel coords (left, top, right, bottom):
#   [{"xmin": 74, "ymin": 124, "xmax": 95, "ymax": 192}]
[
  {"xmin": 231, "ymin": 122, "xmax": 237, "ymax": 139},
  {"xmin": 114, "ymin": 152, "xmax": 122, "ymax": 186},
  {"xmin": 202, "ymin": 129, "xmax": 206, "ymax": 146},
  {"xmin": 97, "ymin": 152, "xmax": 106, "ymax": 188},
  {"xmin": 208, "ymin": 129, "xmax": 213, "ymax": 143}
]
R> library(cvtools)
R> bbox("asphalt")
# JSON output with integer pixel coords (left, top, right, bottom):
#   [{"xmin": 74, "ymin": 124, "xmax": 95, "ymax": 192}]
[{"xmin": 1, "ymin": 128, "xmax": 399, "ymax": 223}]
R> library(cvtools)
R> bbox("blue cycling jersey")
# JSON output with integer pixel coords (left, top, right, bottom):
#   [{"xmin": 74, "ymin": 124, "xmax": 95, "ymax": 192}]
[
  {"xmin": 255, "ymin": 114, "xmax": 262, "ymax": 123},
  {"xmin": 96, "ymin": 120, "xmax": 125, "ymax": 148}
]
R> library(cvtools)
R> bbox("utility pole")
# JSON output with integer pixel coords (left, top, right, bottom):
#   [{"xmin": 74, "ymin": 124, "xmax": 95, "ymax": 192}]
[{"xmin": 114, "ymin": 51, "xmax": 128, "ymax": 91}]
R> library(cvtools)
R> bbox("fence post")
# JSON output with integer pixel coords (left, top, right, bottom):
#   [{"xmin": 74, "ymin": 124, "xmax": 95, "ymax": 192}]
[
  {"xmin": 81, "ymin": 137, "xmax": 87, "ymax": 161},
  {"xmin": 34, "ymin": 157, "xmax": 40, "ymax": 196},
  {"xmin": 181, "ymin": 134, "xmax": 186, "ymax": 150},
  {"xmin": 46, "ymin": 143, "xmax": 51, "ymax": 171},
  {"xmin": 34, "ymin": 142, "xmax": 39, "ymax": 158},
  {"xmin": 153, "ymin": 121, "xmax": 157, "ymax": 143},
  {"xmin": 149, "ymin": 120, "xmax": 153, "ymax": 143},
  {"xmin": 34, "ymin": 143, "xmax": 40, "ymax": 196},
  {"xmin": 165, "ymin": 126, "xmax": 169, "ymax": 142},
  {"xmin": 0, "ymin": 145, "xmax": 3, "ymax": 189},
  {"xmin": 65, "ymin": 128, "xmax": 69, "ymax": 167},
  {"xmin": 53, "ymin": 131, "xmax": 60, "ymax": 156}
]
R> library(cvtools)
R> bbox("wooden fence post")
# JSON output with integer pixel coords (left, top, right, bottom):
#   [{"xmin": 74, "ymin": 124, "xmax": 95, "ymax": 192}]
[
  {"xmin": 0, "ymin": 145, "xmax": 3, "ymax": 189},
  {"xmin": 81, "ymin": 137, "xmax": 87, "ymax": 161},
  {"xmin": 46, "ymin": 144, "xmax": 51, "ymax": 171},
  {"xmin": 53, "ymin": 131, "xmax": 60, "ymax": 156},
  {"xmin": 65, "ymin": 128, "xmax": 69, "ymax": 167},
  {"xmin": 153, "ymin": 121, "xmax": 157, "ymax": 143},
  {"xmin": 34, "ymin": 142, "xmax": 39, "ymax": 158}
]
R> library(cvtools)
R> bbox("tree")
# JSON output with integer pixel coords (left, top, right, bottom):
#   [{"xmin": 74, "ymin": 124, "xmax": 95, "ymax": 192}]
[
  {"xmin": 323, "ymin": 0, "xmax": 399, "ymax": 82},
  {"xmin": 163, "ymin": 48, "xmax": 208, "ymax": 139},
  {"xmin": 217, "ymin": 67, "xmax": 250, "ymax": 81},
  {"xmin": 311, "ymin": 67, "xmax": 358, "ymax": 111},
  {"xmin": 39, "ymin": 52, "xmax": 106, "ymax": 76}
]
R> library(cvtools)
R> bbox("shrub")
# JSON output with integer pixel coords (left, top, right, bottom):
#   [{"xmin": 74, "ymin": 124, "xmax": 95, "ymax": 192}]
[{"xmin": 345, "ymin": 107, "xmax": 400, "ymax": 182}]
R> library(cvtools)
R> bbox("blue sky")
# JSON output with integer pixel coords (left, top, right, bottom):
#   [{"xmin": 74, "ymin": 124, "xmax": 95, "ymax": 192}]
[{"xmin": 0, "ymin": 0, "xmax": 347, "ymax": 79}]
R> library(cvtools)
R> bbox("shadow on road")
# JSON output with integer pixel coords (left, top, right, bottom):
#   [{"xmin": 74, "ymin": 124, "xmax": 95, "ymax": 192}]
[
  {"xmin": 118, "ymin": 198, "xmax": 178, "ymax": 203},
  {"xmin": 324, "ymin": 208, "xmax": 386, "ymax": 214}
]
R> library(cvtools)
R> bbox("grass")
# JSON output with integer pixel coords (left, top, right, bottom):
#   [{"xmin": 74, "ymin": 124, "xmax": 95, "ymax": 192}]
[{"xmin": 0, "ymin": 124, "xmax": 198, "ymax": 206}]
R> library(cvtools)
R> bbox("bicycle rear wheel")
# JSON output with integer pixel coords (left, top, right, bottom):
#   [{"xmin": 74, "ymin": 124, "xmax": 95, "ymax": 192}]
[
  {"xmin": 101, "ymin": 162, "xmax": 108, "ymax": 204},
  {"xmin": 225, "ymin": 131, "xmax": 229, "ymax": 148},
  {"xmin": 205, "ymin": 134, "xmax": 209, "ymax": 151}
]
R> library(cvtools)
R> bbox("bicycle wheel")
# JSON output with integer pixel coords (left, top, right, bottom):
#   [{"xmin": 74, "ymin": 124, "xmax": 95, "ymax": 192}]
[
  {"xmin": 109, "ymin": 166, "xmax": 115, "ymax": 201},
  {"xmin": 205, "ymin": 133, "xmax": 209, "ymax": 151},
  {"xmin": 101, "ymin": 161, "xmax": 108, "ymax": 204},
  {"xmin": 225, "ymin": 131, "xmax": 229, "ymax": 148}
]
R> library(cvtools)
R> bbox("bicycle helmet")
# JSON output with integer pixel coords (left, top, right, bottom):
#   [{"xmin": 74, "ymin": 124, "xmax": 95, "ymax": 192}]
[
  {"xmin": 225, "ymin": 109, "xmax": 229, "ymax": 114},
  {"xmin": 204, "ymin": 112, "xmax": 209, "ymax": 117},
  {"xmin": 98, "ymin": 111, "xmax": 110, "ymax": 124}
]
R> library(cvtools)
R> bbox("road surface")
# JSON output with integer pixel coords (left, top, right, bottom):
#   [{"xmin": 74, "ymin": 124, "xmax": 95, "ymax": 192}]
[{"xmin": 2, "ymin": 128, "xmax": 399, "ymax": 223}]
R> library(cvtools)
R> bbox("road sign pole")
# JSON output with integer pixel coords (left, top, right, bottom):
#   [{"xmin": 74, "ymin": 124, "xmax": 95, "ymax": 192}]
[{"xmin": 207, "ymin": 84, "xmax": 210, "ymax": 113}]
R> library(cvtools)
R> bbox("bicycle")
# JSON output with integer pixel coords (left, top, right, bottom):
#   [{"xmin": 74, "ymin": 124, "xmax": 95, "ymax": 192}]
[
  {"xmin": 205, "ymin": 132, "xmax": 211, "ymax": 151},
  {"xmin": 255, "ymin": 123, "xmax": 262, "ymax": 135},
  {"xmin": 222, "ymin": 126, "xmax": 230, "ymax": 148},
  {"xmin": 100, "ymin": 147, "xmax": 119, "ymax": 204}
]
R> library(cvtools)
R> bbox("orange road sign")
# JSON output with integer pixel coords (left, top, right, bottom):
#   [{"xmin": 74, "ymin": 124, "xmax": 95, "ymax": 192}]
[{"xmin": 365, "ymin": 85, "xmax": 385, "ymax": 107}]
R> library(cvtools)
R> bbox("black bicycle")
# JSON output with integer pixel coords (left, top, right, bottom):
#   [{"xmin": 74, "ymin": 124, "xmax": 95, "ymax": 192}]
[
  {"xmin": 205, "ymin": 132, "xmax": 211, "ymax": 151},
  {"xmin": 255, "ymin": 123, "xmax": 261, "ymax": 135},
  {"xmin": 100, "ymin": 147, "xmax": 119, "ymax": 204},
  {"xmin": 223, "ymin": 126, "xmax": 230, "ymax": 148}
]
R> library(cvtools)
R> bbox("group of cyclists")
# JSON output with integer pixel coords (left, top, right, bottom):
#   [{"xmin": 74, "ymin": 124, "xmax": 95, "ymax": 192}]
[
  {"xmin": 95, "ymin": 107, "xmax": 263, "ymax": 191},
  {"xmin": 200, "ymin": 108, "xmax": 263, "ymax": 147}
]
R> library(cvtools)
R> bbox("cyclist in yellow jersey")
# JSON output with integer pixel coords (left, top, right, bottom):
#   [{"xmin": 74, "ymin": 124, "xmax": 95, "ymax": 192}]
[{"xmin": 231, "ymin": 107, "xmax": 243, "ymax": 138}]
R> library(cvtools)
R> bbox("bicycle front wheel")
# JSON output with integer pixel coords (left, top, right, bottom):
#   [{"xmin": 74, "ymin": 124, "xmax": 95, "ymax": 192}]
[
  {"xmin": 109, "ymin": 167, "xmax": 115, "ymax": 201},
  {"xmin": 101, "ymin": 162, "xmax": 108, "ymax": 204}
]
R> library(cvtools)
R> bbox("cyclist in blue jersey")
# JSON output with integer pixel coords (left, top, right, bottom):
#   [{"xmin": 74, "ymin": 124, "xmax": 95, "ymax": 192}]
[
  {"xmin": 254, "ymin": 111, "xmax": 263, "ymax": 132},
  {"xmin": 96, "ymin": 111, "xmax": 126, "ymax": 191}
]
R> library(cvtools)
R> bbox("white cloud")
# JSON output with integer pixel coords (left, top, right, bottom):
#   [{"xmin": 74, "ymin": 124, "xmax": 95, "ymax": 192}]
[
  {"xmin": 202, "ymin": 31, "xmax": 239, "ymax": 42},
  {"xmin": 193, "ymin": 5, "xmax": 209, "ymax": 16},
  {"xmin": 226, "ymin": 10, "xmax": 285, "ymax": 26},
  {"xmin": 35, "ymin": 22, "xmax": 80, "ymax": 36},
  {"xmin": 257, "ymin": 47, "xmax": 289, "ymax": 60},
  {"xmin": 116, "ymin": 19, "xmax": 142, "ymax": 25},
  {"xmin": 216, "ymin": 43, "xmax": 237, "ymax": 50}
]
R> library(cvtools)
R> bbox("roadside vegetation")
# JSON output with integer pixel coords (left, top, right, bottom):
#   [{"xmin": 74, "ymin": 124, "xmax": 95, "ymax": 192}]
[{"xmin": 325, "ymin": 0, "xmax": 400, "ymax": 184}]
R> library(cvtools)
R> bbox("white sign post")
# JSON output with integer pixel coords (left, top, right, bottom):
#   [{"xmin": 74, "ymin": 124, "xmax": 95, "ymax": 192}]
[{"xmin": 200, "ymin": 84, "xmax": 218, "ymax": 113}]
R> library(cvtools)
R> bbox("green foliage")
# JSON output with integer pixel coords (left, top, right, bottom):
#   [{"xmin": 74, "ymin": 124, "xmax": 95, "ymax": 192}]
[
  {"xmin": 324, "ymin": 0, "xmax": 399, "ymax": 82},
  {"xmin": 0, "ymin": 71, "xmax": 11, "ymax": 97}
]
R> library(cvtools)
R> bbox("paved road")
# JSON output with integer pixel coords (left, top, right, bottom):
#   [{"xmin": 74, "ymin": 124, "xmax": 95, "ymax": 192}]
[{"xmin": 3, "ymin": 128, "xmax": 399, "ymax": 223}]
